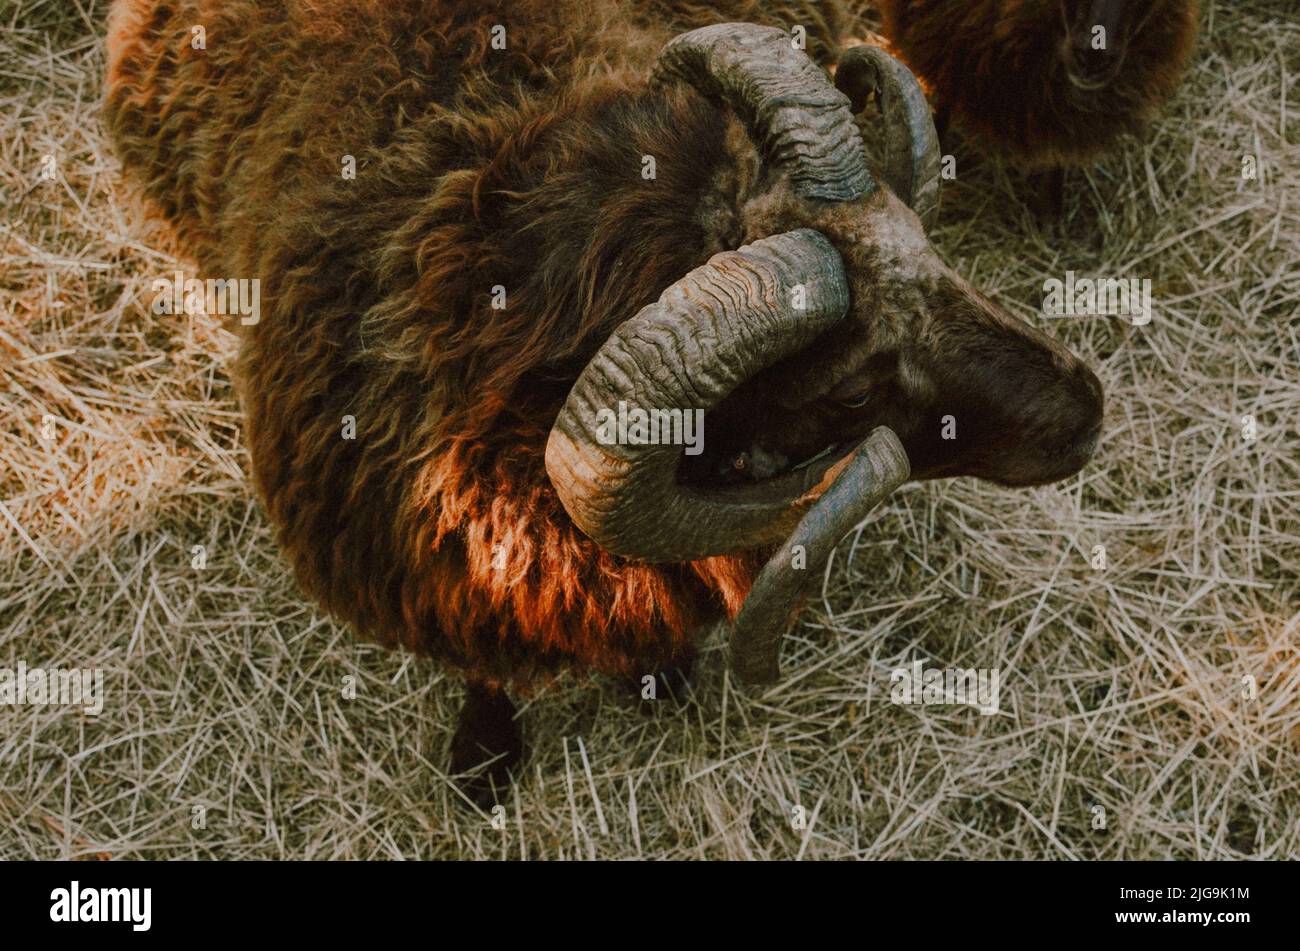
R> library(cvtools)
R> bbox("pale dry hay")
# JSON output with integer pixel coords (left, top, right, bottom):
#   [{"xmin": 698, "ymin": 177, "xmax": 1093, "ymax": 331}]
[{"xmin": 0, "ymin": 0, "xmax": 1297, "ymax": 860}]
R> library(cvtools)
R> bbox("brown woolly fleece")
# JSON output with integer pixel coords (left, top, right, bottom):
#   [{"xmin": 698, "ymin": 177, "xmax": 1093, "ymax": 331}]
[
  {"xmin": 104, "ymin": 0, "xmax": 874, "ymax": 689},
  {"xmin": 877, "ymin": 0, "xmax": 1200, "ymax": 170}
]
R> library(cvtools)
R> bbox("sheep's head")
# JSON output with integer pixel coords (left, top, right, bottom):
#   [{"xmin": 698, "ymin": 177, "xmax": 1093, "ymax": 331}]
[
  {"xmin": 1060, "ymin": 0, "xmax": 1192, "ymax": 92},
  {"xmin": 544, "ymin": 24, "xmax": 1103, "ymax": 675},
  {"xmin": 686, "ymin": 156, "xmax": 1104, "ymax": 495},
  {"xmin": 547, "ymin": 24, "xmax": 1102, "ymax": 555}
]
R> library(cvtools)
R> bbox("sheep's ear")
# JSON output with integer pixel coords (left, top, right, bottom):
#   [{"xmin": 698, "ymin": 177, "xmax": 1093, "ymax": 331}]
[{"xmin": 835, "ymin": 43, "xmax": 941, "ymax": 229}]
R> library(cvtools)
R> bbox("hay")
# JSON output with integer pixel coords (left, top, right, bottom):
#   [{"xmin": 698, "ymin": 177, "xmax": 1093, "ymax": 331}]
[{"xmin": 1, "ymin": 0, "xmax": 1296, "ymax": 859}]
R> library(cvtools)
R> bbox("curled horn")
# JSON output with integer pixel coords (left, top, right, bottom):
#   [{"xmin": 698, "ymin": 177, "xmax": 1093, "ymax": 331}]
[
  {"xmin": 835, "ymin": 43, "xmax": 942, "ymax": 227},
  {"xmin": 729, "ymin": 427, "xmax": 909, "ymax": 683},
  {"xmin": 651, "ymin": 23, "xmax": 875, "ymax": 202},
  {"xmin": 545, "ymin": 230, "xmax": 851, "ymax": 562}
]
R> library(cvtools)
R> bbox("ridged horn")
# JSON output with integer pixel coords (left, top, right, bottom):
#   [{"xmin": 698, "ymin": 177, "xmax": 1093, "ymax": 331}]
[
  {"xmin": 835, "ymin": 43, "xmax": 941, "ymax": 227},
  {"xmin": 545, "ymin": 229, "xmax": 851, "ymax": 562},
  {"xmin": 652, "ymin": 23, "xmax": 875, "ymax": 202}
]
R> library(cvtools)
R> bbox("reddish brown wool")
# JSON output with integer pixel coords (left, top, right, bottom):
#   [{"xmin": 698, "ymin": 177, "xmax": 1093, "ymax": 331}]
[
  {"xmin": 102, "ymin": 0, "xmax": 859, "ymax": 689},
  {"xmin": 876, "ymin": 0, "xmax": 1200, "ymax": 170}
]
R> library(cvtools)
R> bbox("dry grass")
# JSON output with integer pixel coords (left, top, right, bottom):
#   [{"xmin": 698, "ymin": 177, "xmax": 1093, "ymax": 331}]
[{"xmin": 1, "ymin": 0, "xmax": 1297, "ymax": 860}]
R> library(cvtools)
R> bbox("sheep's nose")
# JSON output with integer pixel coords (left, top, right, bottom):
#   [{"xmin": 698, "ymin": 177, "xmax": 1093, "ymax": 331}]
[
  {"xmin": 1062, "ymin": 419, "xmax": 1102, "ymax": 471},
  {"xmin": 1066, "ymin": 45, "xmax": 1125, "ymax": 90},
  {"xmin": 1046, "ymin": 367, "xmax": 1105, "ymax": 478}
]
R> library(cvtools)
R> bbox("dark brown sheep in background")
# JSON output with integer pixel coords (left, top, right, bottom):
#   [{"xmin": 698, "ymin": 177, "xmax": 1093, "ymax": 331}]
[
  {"xmin": 874, "ymin": 0, "xmax": 1200, "ymax": 209},
  {"xmin": 104, "ymin": 0, "xmax": 1103, "ymax": 806}
]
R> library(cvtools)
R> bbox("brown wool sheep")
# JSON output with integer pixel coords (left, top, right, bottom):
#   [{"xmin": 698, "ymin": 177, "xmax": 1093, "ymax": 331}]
[{"xmin": 105, "ymin": 0, "xmax": 1103, "ymax": 804}]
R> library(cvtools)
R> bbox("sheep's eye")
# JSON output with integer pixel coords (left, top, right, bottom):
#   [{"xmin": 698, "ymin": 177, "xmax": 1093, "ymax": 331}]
[{"xmin": 838, "ymin": 395, "xmax": 871, "ymax": 409}]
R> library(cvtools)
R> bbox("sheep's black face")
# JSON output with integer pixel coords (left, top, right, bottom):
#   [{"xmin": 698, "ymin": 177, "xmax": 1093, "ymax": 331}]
[
  {"xmin": 681, "ymin": 188, "xmax": 1104, "ymax": 491},
  {"xmin": 684, "ymin": 317, "xmax": 1104, "ymax": 492},
  {"xmin": 844, "ymin": 283, "xmax": 1105, "ymax": 487},
  {"xmin": 1062, "ymin": 0, "xmax": 1136, "ymax": 90},
  {"xmin": 1058, "ymin": 0, "xmax": 1200, "ymax": 101}
]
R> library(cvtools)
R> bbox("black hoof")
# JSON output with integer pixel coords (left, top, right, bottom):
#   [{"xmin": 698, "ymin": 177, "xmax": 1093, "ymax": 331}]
[{"xmin": 449, "ymin": 682, "xmax": 522, "ymax": 810}]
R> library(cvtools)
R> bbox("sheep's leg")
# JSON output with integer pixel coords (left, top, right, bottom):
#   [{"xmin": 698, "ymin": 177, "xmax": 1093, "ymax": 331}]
[
  {"xmin": 1028, "ymin": 166, "xmax": 1066, "ymax": 223},
  {"xmin": 449, "ymin": 681, "xmax": 522, "ymax": 809}
]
